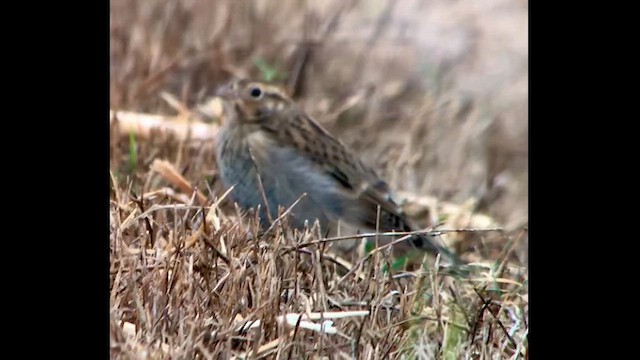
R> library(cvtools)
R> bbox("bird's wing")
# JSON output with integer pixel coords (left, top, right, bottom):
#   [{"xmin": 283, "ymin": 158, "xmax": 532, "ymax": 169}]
[
  {"xmin": 276, "ymin": 108, "xmax": 414, "ymax": 232},
  {"xmin": 263, "ymin": 107, "xmax": 463, "ymax": 262}
]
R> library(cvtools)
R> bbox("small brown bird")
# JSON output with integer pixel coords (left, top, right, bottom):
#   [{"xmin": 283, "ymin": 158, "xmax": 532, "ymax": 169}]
[{"xmin": 215, "ymin": 79, "xmax": 460, "ymax": 263}]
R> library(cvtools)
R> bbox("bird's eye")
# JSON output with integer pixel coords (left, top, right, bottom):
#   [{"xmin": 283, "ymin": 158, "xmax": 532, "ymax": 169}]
[{"xmin": 249, "ymin": 87, "xmax": 262, "ymax": 98}]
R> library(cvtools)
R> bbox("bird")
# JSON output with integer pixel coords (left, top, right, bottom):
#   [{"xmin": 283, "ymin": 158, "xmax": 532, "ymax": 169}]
[{"xmin": 214, "ymin": 78, "xmax": 461, "ymax": 264}]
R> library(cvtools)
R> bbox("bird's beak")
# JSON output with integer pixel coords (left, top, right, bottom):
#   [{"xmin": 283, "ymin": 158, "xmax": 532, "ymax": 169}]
[{"xmin": 216, "ymin": 83, "xmax": 239, "ymax": 101}]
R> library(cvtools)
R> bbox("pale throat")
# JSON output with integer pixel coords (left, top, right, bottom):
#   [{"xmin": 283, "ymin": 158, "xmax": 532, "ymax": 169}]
[{"xmin": 245, "ymin": 131, "xmax": 276, "ymax": 163}]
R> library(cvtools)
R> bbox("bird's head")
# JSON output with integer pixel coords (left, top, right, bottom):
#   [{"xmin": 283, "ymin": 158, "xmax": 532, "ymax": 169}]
[{"xmin": 217, "ymin": 79, "xmax": 293, "ymax": 126}]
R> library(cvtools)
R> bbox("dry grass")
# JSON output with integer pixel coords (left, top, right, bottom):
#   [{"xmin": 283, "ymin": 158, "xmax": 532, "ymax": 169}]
[{"xmin": 110, "ymin": 0, "xmax": 528, "ymax": 358}]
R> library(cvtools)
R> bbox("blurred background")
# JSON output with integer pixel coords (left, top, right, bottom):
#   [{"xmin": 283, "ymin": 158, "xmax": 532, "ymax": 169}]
[{"xmin": 110, "ymin": 0, "xmax": 528, "ymax": 262}]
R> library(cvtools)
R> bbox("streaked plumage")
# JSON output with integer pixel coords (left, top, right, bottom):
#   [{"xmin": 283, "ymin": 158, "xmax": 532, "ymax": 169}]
[{"xmin": 215, "ymin": 79, "xmax": 460, "ymax": 263}]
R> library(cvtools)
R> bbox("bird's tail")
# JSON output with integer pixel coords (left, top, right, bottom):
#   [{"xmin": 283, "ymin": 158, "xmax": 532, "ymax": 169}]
[{"xmin": 409, "ymin": 233, "xmax": 464, "ymax": 266}]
